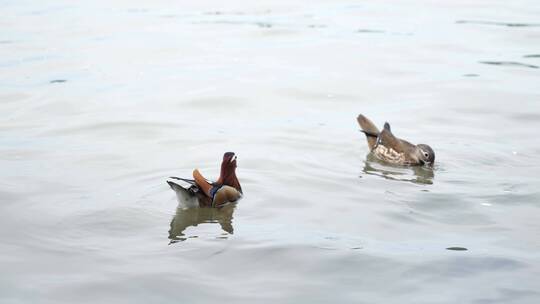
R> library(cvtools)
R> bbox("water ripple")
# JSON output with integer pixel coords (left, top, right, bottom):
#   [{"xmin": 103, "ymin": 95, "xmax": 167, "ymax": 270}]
[
  {"xmin": 457, "ymin": 20, "xmax": 540, "ymax": 27},
  {"xmin": 479, "ymin": 61, "xmax": 539, "ymax": 69}
]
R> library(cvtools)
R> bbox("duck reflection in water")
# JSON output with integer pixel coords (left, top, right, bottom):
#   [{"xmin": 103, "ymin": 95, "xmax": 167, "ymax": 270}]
[
  {"xmin": 168, "ymin": 203, "xmax": 236, "ymax": 244},
  {"xmin": 362, "ymin": 154, "xmax": 435, "ymax": 185}
]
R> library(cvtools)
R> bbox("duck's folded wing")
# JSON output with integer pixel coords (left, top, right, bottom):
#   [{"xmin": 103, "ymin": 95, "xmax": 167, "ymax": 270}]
[{"xmin": 378, "ymin": 123, "xmax": 405, "ymax": 153}]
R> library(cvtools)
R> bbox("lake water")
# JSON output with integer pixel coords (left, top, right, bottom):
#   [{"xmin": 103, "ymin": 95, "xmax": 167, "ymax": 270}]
[{"xmin": 1, "ymin": 0, "xmax": 540, "ymax": 303}]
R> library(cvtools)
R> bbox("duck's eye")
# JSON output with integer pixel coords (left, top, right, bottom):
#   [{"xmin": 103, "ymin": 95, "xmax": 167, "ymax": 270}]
[{"xmin": 423, "ymin": 152, "xmax": 429, "ymax": 158}]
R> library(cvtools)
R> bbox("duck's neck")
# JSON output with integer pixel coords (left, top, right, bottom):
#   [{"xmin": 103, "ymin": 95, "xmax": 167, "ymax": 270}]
[{"xmin": 218, "ymin": 168, "xmax": 242, "ymax": 193}]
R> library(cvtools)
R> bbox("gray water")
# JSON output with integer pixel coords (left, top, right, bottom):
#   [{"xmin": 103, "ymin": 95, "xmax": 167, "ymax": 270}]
[{"xmin": 1, "ymin": 1, "xmax": 540, "ymax": 303}]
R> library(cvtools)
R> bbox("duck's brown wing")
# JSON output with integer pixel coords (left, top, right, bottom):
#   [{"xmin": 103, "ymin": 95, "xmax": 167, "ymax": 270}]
[
  {"xmin": 357, "ymin": 114, "xmax": 380, "ymax": 150},
  {"xmin": 376, "ymin": 123, "xmax": 420, "ymax": 164}
]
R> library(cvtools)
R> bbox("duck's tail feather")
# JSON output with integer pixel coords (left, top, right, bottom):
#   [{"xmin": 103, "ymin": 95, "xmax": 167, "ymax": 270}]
[
  {"xmin": 357, "ymin": 114, "xmax": 380, "ymax": 150},
  {"xmin": 167, "ymin": 178, "xmax": 200, "ymax": 195},
  {"xmin": 167, "ymin": 179, "xmax": 203, "ymax": 207},
  {"xmin": 167, "ymin": 180, "xmax": 190, "ymax": 191},
  {"xmin": 167, "ymin": 180, "xmax": 179, "ymax": 189},
  {"xmin": 169, "ymin": 176, "xmax": 197, "ymax": 185}
]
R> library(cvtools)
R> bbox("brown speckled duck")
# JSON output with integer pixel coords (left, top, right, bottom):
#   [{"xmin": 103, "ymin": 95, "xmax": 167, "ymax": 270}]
[{"xmin": 357, "ymin": 114, "xmax": 435, "ymax": 166}]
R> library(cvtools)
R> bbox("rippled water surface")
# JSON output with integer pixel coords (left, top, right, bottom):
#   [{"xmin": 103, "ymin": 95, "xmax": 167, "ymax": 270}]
[{"xmin": 1, "ymin": 1, "xmax": 540, "ymax": 303}]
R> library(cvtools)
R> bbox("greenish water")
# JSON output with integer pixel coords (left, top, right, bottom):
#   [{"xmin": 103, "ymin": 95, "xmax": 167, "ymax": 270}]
[{"xmin": 1, "ymin": 1, "xmax": 540, "ymax": 303}]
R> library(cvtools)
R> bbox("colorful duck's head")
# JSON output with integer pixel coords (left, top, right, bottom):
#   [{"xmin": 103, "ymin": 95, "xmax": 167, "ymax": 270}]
[{"xmin": 219, "ymin": 152, "xmax": 242, "ymax": 193}]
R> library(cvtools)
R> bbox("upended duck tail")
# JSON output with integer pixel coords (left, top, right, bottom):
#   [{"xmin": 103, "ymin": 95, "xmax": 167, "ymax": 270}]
[{"xmin": 356, "ymin": 114, "xmax": 380, "ymax": 150}]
